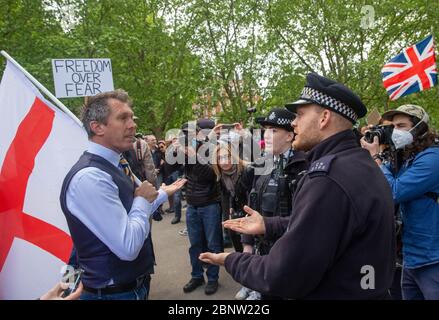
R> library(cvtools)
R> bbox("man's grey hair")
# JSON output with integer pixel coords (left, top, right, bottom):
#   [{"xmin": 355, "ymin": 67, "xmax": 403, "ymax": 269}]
[
  {"xmin": 145, "ymin": 134, "xmax": 156, "ymax": 142},
  {"xmin": 81, "ymin": 89, "xmax": 132, "ymax": 138}
]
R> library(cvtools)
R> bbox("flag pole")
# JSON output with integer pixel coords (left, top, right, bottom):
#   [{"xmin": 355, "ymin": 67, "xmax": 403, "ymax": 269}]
[
  {"xmin": 0, "ymin": 50, "xmax": 83, "ymax": 127},
  {"xmin": 385, "ymin": 97, "xmax": 390, "ymax": 112}
]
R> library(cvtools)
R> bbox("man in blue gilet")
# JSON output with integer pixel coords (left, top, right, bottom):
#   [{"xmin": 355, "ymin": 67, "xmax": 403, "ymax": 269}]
[{"xmin": 60, "ymin": 89, "xmax": 185, "ymax": 300}]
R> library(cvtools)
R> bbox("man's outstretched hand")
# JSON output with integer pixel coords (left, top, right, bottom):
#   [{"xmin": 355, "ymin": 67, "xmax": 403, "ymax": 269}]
[
  {"xmin": 223, "ymin": 205, "xmax": 265, "ymax": 235},
  {"xmin": 160, "ymin": 178, "xmax": 187, "ymax": 197}
]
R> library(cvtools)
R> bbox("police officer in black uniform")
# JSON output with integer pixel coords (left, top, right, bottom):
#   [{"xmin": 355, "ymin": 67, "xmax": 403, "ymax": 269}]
[
  {"xmin": 242, "ymin": 108, "xmax": 308, "ymax": 256},
  {"xmin": 241, "ymin": 108, "xmax": 308, "ymax": 300},
  {"xmin": 200, "ymin": 73, "xmax": 396, "ymax": 299}
]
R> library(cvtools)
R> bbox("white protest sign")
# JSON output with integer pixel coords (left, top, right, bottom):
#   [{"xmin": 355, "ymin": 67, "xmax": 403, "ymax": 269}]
[{"xmin": 52, "ymin": 59, "xmax": 114, "ymax": 98}]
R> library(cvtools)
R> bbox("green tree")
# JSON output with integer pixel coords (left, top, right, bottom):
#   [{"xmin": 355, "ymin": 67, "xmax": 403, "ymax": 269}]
[
  {"xmin": 185, "ymin": 0, "xmax": 273, "ymax": 123},
  {"xmin": 265, "ymin": 0, "xmax": 439, "ymax": 127},
  {"xmin": 52, "ymin": 0, "xmax": 204, "ymax": 137},
  {"xmin": 1, "ymin": 0, "xmax": 438, "ymax": 131},
  {"xmin": 0, "ymin": 0, "xmax": 65, "ymax": 90}
]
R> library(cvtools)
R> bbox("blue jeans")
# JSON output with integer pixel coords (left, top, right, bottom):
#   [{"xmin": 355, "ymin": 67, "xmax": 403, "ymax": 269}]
[
  {"xmin": 186, "ymin": 203, "xmax": 222, "ymax": 282},
  {"xmin": 156, "ymin": 173, "xmax": 163, "ymax": 189},
  {"xmin": 80, "ymin": 276, "xmax": 150, "ymax": 300},
  {"xmin": 165, "ymin": 171, "xmax": 182, "ymax": 220},
  {"xmin": 402, "ymin": 262, "xmax": 439, "ymax": 300}
]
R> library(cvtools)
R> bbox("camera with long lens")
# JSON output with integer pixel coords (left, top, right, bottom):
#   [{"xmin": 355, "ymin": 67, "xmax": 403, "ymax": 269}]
[{"xmin": 364, "ymin": 124, "xmax": 394, "ymax": 145}]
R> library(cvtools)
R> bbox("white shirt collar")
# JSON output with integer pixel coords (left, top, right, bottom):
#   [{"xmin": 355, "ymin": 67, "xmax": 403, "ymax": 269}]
[
  {"xmin": 274, "ymin": 148, "xmax": 293, "ymax": 162},
  {"xmin": 87, "ymin": 141, "xmax": 121, "ymax": 168}
]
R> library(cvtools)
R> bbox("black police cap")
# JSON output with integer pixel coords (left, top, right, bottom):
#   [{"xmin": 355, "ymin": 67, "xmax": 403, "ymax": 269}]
[
  {"xmin": 285, "ymin": 73, "xmax": 367, "ymax": 123},
  {"xmin": 257, "ymin": 107, "xmax": 295, "ymax": 131}
]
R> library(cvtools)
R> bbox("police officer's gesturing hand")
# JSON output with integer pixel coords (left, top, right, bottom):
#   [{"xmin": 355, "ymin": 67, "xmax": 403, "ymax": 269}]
[
  {"xmin": 223, "ymin": 205, "xmax": 266, "ymax": 235},
  {"xmin": 199, "ymin": 252, "xmax": 230, "ymax": 266}
]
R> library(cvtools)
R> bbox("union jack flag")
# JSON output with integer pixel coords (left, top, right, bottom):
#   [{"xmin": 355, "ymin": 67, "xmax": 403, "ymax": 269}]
[{"xmin": 382, "ymin": 35, "xmax": 437, "ymax": 100}]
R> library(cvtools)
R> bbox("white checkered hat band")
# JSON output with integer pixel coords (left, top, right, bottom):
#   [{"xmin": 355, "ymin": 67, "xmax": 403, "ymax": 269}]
[
  {"xmin": 300, "ymin": 87, "xmax": 358, "ymax": 122},
  {"xmin": 276, "ymin": 118, "xmax": 292, "ymax": 126}
]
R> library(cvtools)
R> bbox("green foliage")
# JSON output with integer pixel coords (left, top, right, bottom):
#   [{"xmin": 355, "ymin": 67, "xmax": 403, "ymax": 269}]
[
  {"xmin": 0, "ymin": 0, "xmax": 65, "ymax": 93},
  {"xmin": 265, "ymin": 0, "xmax": 439, "ymax": 127},
  {"xmin": 1, "ymin": 0, "xmax": 438, "ymax": 136}
]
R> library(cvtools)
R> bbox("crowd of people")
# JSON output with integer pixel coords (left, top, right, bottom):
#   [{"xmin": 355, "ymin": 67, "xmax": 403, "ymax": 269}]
[{"xmin": 54, "ymin": 72, "xmax": 438, "ymax": 300}]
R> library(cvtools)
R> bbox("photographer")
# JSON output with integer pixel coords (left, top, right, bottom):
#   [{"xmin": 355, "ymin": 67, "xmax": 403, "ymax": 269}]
[
  {"xmin": 361, "ymin": 104, "xmax": 439, "ymax": 300},
  {"xmin": 179, "ymin": 120, "xmax": 223, "ymax": 296}
]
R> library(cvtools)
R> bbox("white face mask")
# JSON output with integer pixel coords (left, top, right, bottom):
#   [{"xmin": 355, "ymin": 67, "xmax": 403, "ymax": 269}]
[
  {"xmin": 391, "ymin": 129, "xmax": 413, "ymax": 149},
  {"xmin": 391, "ymin": 115, "xmax": 426, "ymax": 149}
]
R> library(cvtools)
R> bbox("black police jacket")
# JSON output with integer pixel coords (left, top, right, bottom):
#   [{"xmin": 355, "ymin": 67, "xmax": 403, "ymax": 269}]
[
  {"xmin": 241, "ymin": 150, "xmax": 308, "ymax": 247},
  {"xmin": 225, "ymin": 129, "xmax": 396, "ymax": 299}
]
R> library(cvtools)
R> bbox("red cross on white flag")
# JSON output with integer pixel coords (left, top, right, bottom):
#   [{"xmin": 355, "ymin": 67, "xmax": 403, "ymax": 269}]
[{"xmin": 0, "ymin": 61, "xmax": 88, "ymax": 299}]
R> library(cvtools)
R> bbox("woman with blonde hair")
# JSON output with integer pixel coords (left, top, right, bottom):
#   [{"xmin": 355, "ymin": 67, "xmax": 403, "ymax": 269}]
[
  {"xmin": 211, "ymin": 142, "xmax": 257, "ymax": 299},
  {"xmin": 211, "ymin": 142, "xmax": 255, "ymax": 251}
]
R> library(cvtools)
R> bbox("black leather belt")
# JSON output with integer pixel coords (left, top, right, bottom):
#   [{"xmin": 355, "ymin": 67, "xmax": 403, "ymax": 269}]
[{"xmin": 84, "ymin": 275, "xmax": 149, "ymax": 295}]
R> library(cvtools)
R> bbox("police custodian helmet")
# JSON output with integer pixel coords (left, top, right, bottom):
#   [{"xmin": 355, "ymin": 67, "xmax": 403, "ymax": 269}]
[{"xmin": 285, "ymin": 73, "xmax": 367, "ymax": 123}]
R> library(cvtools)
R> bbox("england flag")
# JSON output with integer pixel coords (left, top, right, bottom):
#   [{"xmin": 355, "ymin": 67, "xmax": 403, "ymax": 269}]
[{"xmin": 0, "ymin": 61, "xmax": 87, "ymax": 299}]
